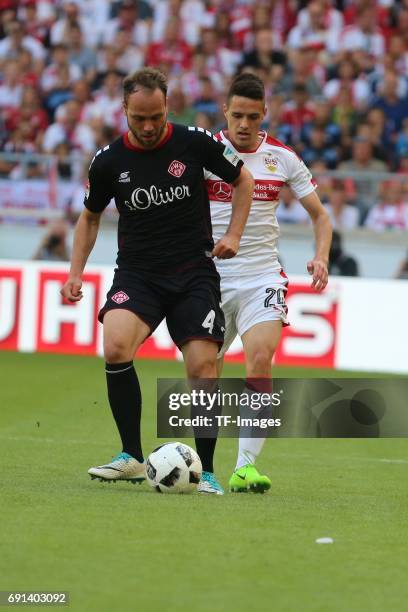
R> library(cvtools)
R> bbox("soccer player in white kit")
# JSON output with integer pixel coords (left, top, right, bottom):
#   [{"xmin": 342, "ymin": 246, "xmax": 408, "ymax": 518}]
[{"xmin": 206, "ymin": 73, "xmax": 332, "ymax": 492}]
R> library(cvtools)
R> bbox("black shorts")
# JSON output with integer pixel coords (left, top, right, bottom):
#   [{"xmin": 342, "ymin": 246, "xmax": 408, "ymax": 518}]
[{"xmin": 98, "ymin": 263, "xmax": 225, "ymax": 349}]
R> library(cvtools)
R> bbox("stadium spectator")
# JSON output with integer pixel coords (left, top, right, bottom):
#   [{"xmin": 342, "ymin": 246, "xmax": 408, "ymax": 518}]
[
  {"xmin": 0, "ymin": 19, "xmax": 46, "ymax": 70},
  {"xmin": 167, "ymin": 86, "xmax": 196, "ymax": 126},
  {"xmin": 365, "ymin": 181, "xmax": 408, "ymax": 231},
  {"xmin": 75, "ymin": 0, "xmax": 111, "ymax": 44},
  {"xmin": 42, "ymin": 65, "xmax": 74, "ymax": 118},
  {"xmin": 309, "ymin": 159, "xmax": 333, "ymax": 202},
  {"xmin": 296, "ymin": 0, "xmax": 344, "ymax": 36},
  {"xmin": 178, "ymin": 51, "xmax": 224, "ymax": 100},
  {"xmin": 338, "ymin": 6, "xmax": 385, "ymax": 60},
  {"xmin": 301, "ymin": 126, "xmax": 339, "ymax": 169},
  {"xmin": 328, "ymin": 230, "xmax": 359, "ymax": 277},
  {"xmin": 32, "ymin": 220, "xmax": 70, "ymax": 261},
  {"xmin": 279, "ymin": 47, "xmax": 323, "ymax": 99},
  {"xmin": 42, "ymin": 99, "xmax": 96, "ymax": 154},
  {"xmin": 331, "ymin": 86, "xmax": 357, "ymax": 138},
  {"xmin": 53, "ymin": 141, "xmax": 75, "ymax": 180},
  {"xmin": 40, "ymin": 44, "xmax": 82, "ymax": 95},
  {"xmin": 93, "ymin": 46, "xmax": 125, "ymax": 91},
  {"xmin": 266, "ymin": 0, "xmax": 297, "ymax": 42},
  {"xmin": 151, "ymin": 0, "xmax": 205, "ymax": 47},
  {"xmin": 276, "ymin": 185, "xmax": 309, "ymax": 224},
  {"xmin": 241, "ymin": 27, "xmax": 286, "ymax": 72},
  {"xmin": 213, "ymin": 9, "xmax": 235, "ymax": 52},
  {"xmin": 111, "ymin": 28, "xmax": 144, "ymax": 75},
  {"xmin": 0, "ymin": 3, "xmax": 17, "ymax": 41},
  {"xmin": 199, "ymin": 28, "xmax": 241, "ymax": 78},
  {"xmin": 266, "ymin": 93, "xmax": 285, "ymax": 135},
  {"xmin": 0, "ymin": 59, "xmax": 22, "ymax": 109},
  {"xmin": 5, "ymin": 85, "xmax": 48, "ymax": 147},
  {"xmin": 193, "ymin": 76, "xmax": 219, "ymax": 121},
  {"xmin": 365, "ymin": 108, "xmax": 395, "ymax": 163},
  {"xmin": 16, "ymin": 48, "xmax": 39, "ymax": 88},
  {"xmin": 66, "ymin": 22, "xmax": 98, "ymax": 83},
  {"xmin": 287, "ymin": 0, "xmax": 340, "ymax": 55},
  {"xmin": 146, "ymin": 17, "xmax": 193, "ymax": 72},
  {"xmin": 371, "ymin": 71, "xmax": 408, "ymax": 137},
  {"xmin": 50, "ymin": 0, "xmax": 97, "ymax": 49},
  {"xmin": 323, "ymin": 59, "xmax": 370, "ymax": 111},
  {"xmin": 325, "ymin": 180, "xmax": 359, "ymax": 230},
  {"xmin": 302, "ymin": 98, "xmax": 341, "ymax": 147},
  {"xmin": 279, "ymin": 83, "xmax": 316, "ymax": 145},
  {"xmin": 90, "ymin": 71, "xmax": 123, "ymax": 131},
  {"xmin": 102, "ymin": 0, "xmax": 151, "ymax": 48},
  {"xmin": 3, "ymin": 121, "xmax": 38, "ymax": 159},
  {"xmin": 19, "ymin": 0, "xmax": 52, "ymax": 45},
  {"xmin": 388, "ymin": 34, "xmax": 408, "ymax": 80},
  {"xmin": 339, "ymin": 137, "xmax": 388, "ymax": 214},
  {"xmin": 342, "ymin": 0, "xmax": 390, "ymax": 30}
]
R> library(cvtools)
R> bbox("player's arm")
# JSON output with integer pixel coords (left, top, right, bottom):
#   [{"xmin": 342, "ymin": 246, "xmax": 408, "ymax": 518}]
[
  {"xmin": 60, "ymin": 208, "xmax": 102, "ymax": 302},
  {"xmin": 61, "ymin": 151, "xmax": 112, "ymax": 301},
  {"xmin": 212, "ymin": 166, "xmax": 254, "ymax": 259},
  {"xmin": 299, "ymin": 191, "xmax": 332, "ymax": 292}
]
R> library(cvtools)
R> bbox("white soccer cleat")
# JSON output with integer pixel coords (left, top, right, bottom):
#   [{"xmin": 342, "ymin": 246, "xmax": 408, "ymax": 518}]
[
  {"xmin": 88, "ymin": 452, "xmax": 146, "ymax": 484},
  {"xmin": 197, "ymin": 471, "xmax": 224, "ymax": 495}
]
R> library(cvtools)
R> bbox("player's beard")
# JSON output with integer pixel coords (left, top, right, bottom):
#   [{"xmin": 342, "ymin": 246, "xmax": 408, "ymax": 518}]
[{"xmin": 128, "ymin": 118, "xmax": 168, "ymax": 149}]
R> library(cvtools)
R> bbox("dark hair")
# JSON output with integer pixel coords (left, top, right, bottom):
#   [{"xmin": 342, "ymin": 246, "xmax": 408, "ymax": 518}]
[
  {"xmin": 123, "ymin": 67, "xmax": 167, "ymax": 102},
  {"xmin": 227, "ymin": 73, "xmax": 265, "ymax": 104}
]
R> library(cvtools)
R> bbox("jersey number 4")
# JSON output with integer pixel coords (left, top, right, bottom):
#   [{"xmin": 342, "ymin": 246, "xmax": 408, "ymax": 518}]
[
  {"xmin": 202, "ymin": 310, "xmax": 215, "ymax": 334},
  {"xmin": 264, "ymin": 288, "xmax": 285, "ymax": 308}
]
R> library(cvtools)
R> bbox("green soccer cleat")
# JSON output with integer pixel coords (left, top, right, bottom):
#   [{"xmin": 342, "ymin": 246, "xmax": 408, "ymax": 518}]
[{"xmin": 229, "ymin": 464, "xmax": 271, "ymax": 494}]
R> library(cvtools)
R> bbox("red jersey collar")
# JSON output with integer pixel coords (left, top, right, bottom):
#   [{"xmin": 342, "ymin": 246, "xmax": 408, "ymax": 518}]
[{"xmin": 123, "ymin": 122, "xmax": 174, "ymax": 152}]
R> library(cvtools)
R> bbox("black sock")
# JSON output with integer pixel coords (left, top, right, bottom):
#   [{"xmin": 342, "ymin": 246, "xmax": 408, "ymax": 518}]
[
  {"xmin": 105, "ymin": 361, "xmax": 143, "ymax": 462},
  {"xmin": 195, "ymin": 437, "xmax": 217, "ymax": 473},
  {"xmin": 193, "ymin": 382, "xmax": 220, "ymax": 474}
]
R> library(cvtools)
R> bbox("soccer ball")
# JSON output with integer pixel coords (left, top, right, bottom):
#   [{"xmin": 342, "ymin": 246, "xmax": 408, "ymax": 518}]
[{"xmin": 146, "ymin": 442, "xmax": 202, "ymax": 494}]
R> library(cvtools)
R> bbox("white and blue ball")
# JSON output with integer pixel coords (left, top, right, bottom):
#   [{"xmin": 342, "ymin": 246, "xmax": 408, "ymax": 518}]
[{"xmin": 146, "ymin": 442, "xmax": 202, "ymax": 494}]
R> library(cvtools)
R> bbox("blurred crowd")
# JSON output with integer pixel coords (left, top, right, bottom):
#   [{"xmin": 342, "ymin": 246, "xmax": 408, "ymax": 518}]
[{"xmin": 0, "ymin": 0, "xmax": 408, "ymax": 231}]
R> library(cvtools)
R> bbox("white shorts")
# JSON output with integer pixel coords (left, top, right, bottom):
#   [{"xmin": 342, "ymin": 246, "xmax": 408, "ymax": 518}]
[{"xmin": 218, "ymin": 269, "xmax": 289, "ymax": 357}]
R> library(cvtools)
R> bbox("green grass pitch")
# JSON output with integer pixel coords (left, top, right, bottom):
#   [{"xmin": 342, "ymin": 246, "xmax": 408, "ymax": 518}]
[{"xmin": 1, "ymin": 352, "xmax": 407, "ymax": 612}]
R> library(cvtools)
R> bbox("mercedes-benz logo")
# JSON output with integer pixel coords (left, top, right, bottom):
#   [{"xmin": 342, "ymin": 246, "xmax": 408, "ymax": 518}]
[{"xmin": 213, "ymin": 181, "xmax": 232, "ymax": 201}]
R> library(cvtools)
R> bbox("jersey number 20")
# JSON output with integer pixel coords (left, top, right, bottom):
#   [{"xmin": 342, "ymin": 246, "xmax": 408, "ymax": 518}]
[{"xmin": 264, "ymin": 288, "xmax": 285, "ymax": 308}]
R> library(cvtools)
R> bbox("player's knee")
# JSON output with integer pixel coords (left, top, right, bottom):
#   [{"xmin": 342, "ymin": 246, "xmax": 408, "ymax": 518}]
[
  {"xmin": 104, "ymin": 337, "xmax": 133, "ymax": 363},
  {"xmin": 247, "ymin": 348, "xmax": 274, "ymax": 377},
  {"xmin": 186, "ymin": 357, "xmax": 216, "ymax": 379}
]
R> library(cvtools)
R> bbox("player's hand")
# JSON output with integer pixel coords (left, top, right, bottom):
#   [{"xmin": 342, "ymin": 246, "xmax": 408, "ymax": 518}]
[
  {"xmin": 307, "ymin": 258, "xmax": 328, "ymax": 292},
  {"xmin": 212, "ymin": 233, "xmax": 240, "ymax": 259},
  {"xmin": 60, "ymin": 277, "xmax": 83, "ymax": 302}
]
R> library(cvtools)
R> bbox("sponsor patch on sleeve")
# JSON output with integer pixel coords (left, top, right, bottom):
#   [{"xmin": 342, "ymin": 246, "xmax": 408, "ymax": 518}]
[{"xmin": 223, "ymin": 146, "xmax": 240, "ymax": 167}]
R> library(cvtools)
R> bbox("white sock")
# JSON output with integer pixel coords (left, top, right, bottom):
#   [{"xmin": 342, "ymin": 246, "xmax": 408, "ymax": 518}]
[
  {"xmin": 235, "ymin": 385, "xmax": 271, "ymax": 470},
  {"xmin": 236, "ymin": 439, "xmax": 266, "ymax": 470}
]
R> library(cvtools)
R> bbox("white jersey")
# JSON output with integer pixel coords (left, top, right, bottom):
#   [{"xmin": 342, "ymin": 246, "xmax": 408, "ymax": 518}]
[{"xmin": 206, "ymin": 130, "xmax": 316, "ymax": 277}]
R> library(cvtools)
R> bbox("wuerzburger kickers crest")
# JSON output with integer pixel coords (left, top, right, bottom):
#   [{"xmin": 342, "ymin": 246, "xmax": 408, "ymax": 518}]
[{"xmin": 168, "ymin": 160, "xmax": 186, "ymax": 177}]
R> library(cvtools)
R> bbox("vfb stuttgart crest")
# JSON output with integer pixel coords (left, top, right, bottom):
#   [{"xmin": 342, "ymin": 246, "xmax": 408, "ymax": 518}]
[
  {"xmin": 263, "ymin": 155, "xmax": 278, "ymax": 172},
  {"xmin": 168, "ymin": 160, "xmax": 186, "ymax": 177}
]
